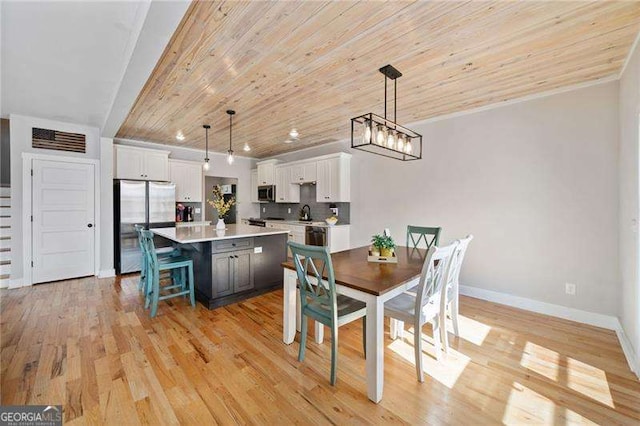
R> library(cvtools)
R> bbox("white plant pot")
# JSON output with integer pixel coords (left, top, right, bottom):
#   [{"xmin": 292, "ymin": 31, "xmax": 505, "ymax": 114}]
[{"xmin": 216, "ymin": 218, "xmax": 226, "ymax": 230}]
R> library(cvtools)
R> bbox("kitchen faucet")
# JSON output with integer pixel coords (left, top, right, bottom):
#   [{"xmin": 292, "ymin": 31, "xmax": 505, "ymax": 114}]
[{"xmin": 300, "ymin": 204, "xmax": 311, "ymax": 221}]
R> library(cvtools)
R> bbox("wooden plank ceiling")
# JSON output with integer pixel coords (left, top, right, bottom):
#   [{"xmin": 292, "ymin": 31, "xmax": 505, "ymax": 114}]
[{"xmin": 116, "ymin": 1, "xmax": 640, "ymax": 158}]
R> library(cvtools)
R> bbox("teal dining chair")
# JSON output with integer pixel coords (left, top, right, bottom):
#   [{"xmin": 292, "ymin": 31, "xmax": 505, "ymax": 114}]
[
  {"xmin": 139, "ymin": 230, "xmax": 195, "ymax": 317},
  {"xmin": 288, "ymin": 241, "xmax": 366, "ymax": 386},
  {"xmin": 406, "ymin": 225, "xmax": 442, "ymax": 249}
]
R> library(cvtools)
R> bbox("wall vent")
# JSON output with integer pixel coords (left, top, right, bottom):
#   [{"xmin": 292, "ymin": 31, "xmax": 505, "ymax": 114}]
[{"xmin": 32, "ymin": 128, "xmax": 86, "ymax": 153}]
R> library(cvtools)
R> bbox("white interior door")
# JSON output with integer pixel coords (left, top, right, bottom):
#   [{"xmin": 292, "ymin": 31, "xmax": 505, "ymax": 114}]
[{"xmin": 32, "ymin": 159, "xmax": 95, "ymax": 284}]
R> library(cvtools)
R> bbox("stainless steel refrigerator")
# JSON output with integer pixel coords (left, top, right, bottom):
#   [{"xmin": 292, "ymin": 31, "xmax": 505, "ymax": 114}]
[{"xmin": 114, "ymin": 180, "xmax": 176, "ymax": 274}]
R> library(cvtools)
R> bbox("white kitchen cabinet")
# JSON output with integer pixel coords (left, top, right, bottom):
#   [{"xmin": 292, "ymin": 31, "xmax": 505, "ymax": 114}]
[
  {"xmin": 250, "ymin": 169, "xmax": 260, "ymax": 203},
  {"xmin": 169, "ymin": 159, "xmax": 203, "ymax": 202},
  {"xmin": 114, "ymin": 145, "xmax": 169, "ymax": 181},
  {"xmin": 275, "ymin": 166, "xmax": 300, "ymax": 203},
  {"xmin": 290, "ymin": 161, "xmax": 317, "ymax": 183},
  {"xmin": 256, "ymin": 159, "xmax": 279, "ymax": 186},
  {"xmin": 316, "ymin": 153, "xmax": 350, "ymax": 202},
  {"xmin": 328, "ymin": 226, "xmax": 350, "ymax": 253}
]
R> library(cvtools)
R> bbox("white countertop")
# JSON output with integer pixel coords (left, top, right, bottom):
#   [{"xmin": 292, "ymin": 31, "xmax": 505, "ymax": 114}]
[{"xmin": 151, "ymin": 224, "xmax": 289, "ymax": 244}]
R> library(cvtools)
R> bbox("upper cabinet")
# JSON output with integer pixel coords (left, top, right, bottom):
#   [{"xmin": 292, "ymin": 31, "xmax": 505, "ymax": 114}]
[
  {"xmin": 256, "ymin": 159, "xmax": 279, "ymax": 186},
  {"xmin": 114, "ymin": 145, "xmax": 169, "ymax": 181},
  {"xmin": 289, "ymin": 161, "xmax": 317, "ymax": 184},
  {"xmin": 169, "ymin": 159, "xmax": 203, "ymax": 202},
  {"xmin": 275, "ymin": 166, "xmax": 300, "ymax": 203},
  {"xmin": 316, "ymin": 153, "xmax": 351, "ymax": 203}
]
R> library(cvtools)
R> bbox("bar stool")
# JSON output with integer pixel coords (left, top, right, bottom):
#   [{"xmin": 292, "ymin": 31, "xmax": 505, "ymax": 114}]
[{"xmin": 140, "ymin": 230, "xmax": 195, "ymax": 317}]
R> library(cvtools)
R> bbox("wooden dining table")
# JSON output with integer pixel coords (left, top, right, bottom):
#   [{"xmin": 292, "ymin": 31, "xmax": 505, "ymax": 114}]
[{"xmin": 282, "ymin": 245, "xmax": 428, "ymax": 403}]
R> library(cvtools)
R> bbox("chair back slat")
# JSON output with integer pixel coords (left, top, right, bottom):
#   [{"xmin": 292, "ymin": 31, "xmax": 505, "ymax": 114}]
[
  {"xmin": 288, "ymin": 241, "xmax": 337, "ymax": 317},
  {"xmin": 134, "ymin": 224, "xmax": 145, "ymax": 246},
  {"xmin": 446, "ymin": 235, "xmax": 474, "ymax": 294},
  {"xmin": 140, "ymin": 230, "xmax": 159, "ymax": 276},
  {"xmin": 407, "ymin": 226, "xmax": 441, "ymax": 249},
  {"xmin": 415, "ymin": 242, "xmax": 458, "ymax": 316}
]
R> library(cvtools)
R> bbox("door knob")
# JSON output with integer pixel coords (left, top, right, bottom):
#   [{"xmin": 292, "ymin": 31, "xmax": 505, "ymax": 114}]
[{"xmin": 87, "ymin": 224, "xmax": 93, "ymax": 228}]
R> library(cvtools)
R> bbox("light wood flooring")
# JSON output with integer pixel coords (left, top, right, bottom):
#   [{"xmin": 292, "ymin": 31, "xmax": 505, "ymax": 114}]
[{"xmin": 1, "ymin": 275, "xmax": 639, "ymax": 425}]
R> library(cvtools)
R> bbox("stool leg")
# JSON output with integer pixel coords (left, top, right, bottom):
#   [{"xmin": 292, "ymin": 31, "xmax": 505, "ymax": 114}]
[
  {"xmin": 150, "ymin": 269, "xmax": 160, "ymax": 317},
  {"xmin": 182, "ymin": 267, "xmax": 187, "ymax": 295},
  {"xmin": 144, "ymin": 264, "xmax": 152, "ymax": 310},
  {"xmin": 188, "ymin": 263, "xmax": 195, "ymax": 307},
  {"xmin": 139, "ymin": 256, "xmax": 146, "ymax": 292}
]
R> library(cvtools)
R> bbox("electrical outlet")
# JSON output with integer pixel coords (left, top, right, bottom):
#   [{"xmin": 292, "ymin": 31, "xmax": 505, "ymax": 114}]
[
  {"xmin": 565, "ymin": 282, "xmax": 576, "ymax": 296},
  {"xmin": 195, "ymin": 208, "xmax": 201, "ymax": 214},
  {"xmin": 287, "ymin": 208, "xmax": 291, "ymax": 214},
  {"xmin": 262, "ymin": 207, "xmax": 266, "ymax": 213}
]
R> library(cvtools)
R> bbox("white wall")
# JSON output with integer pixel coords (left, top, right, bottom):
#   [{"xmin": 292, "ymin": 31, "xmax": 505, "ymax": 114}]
[
  {"xmin": 619, "ymin": 40, "xmax": 640, "ymax": 372},
  {"xmin": 274, "ymin": 82, "xmax": 620, "ymax": 316},
  {"xmin": 9, "ymin": 114, "xmax": 107, "ymax": 284},
  {"xmin": 114, "ymin": 139, "xmax": 260, "ymax": 221}
]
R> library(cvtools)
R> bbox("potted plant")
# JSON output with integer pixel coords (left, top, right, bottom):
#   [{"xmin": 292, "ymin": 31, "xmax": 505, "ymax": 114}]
[
  {"xmin": 371, "ymin": 234, "xmax": 396, "ymax": 257},
  {"xmin": 207, "ymin": 185, "xmax": 236, "ymax": 230}
]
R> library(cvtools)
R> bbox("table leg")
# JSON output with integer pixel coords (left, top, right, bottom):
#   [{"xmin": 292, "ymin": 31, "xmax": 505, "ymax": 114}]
[
  {"xmin": 365, "ymin": 296, "xmax": 384, "ymax": 403},
  {"xmin": 283, "ymin": 269, "xmax": 296, "ymax": 344}
]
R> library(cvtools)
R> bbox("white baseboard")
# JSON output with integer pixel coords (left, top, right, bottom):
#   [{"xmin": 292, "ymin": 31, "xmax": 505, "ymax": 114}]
[
  {"xmin": 616, "ymin": 327, "xmax": 639, "ymax": 377},
  {"xmin": 8, "ymin": 278, "xmax": 25, "ymax": 289},
  {"xmin": 98, "ymin": 269, "xmax": 115, "ymax": 278},
  {"xmin": 459, "ymin": 285, "xmax": 619, "ymax": 329},
  {"xmin": 460, "ymin": 285, "xmax": 639, "ymax": 379},
  {"xmin": 0, "ymin": 281, "xmax": 8, "ymax": 289}
]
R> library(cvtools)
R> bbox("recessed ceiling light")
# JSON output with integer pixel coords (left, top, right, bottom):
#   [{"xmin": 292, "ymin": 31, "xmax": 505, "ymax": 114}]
[
  {"xmin": 243, "ymin": 143, "xmax": 251, "ymax": 152},
  {"xmin": 284, "ymin": 139, "xmax": 293, "ymax": 144},
  {"xmin": 289, "ymin": 128, "xmax": 299, "ymax": 139},
  {"xmin": 176, "ymin": 131, "xmax": 185, "ymax": 141}
]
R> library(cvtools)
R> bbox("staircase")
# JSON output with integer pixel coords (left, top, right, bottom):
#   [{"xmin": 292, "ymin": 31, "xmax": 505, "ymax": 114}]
[{"xmin": 1, "ymin": 186, "xmax": 11, "ymax": 289}]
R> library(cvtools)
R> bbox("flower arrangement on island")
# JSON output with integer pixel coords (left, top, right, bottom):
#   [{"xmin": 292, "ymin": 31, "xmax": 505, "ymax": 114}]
[{"xmin": 207, "ymin": 185, "xmax": 236, "ymax": 229}]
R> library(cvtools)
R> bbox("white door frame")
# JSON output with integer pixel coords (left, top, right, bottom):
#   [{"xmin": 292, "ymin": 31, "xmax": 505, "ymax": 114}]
[{"xmin": 22, "ymin": 153, "xmax": 101, "ymax": 286}]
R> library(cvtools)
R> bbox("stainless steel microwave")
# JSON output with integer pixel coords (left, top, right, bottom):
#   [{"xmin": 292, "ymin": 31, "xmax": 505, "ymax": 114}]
[{"xmin": 257, "ymin": 185, "xmax": 275, "ymax": 202}]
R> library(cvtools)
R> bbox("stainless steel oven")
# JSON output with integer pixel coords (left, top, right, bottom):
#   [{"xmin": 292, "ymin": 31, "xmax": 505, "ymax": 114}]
[{"xmin": 258, "ymin": 185, "xmax": 275, "ymax": 202}]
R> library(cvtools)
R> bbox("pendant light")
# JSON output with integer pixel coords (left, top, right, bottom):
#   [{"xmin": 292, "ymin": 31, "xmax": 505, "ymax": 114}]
[
  {"xmin": 350, "ymin": 64, "xmax": 422, "ymax": 161},
  {"xmin": 202, "ymin": 124, "xmax": 211, "ymax": 170},
  {"xmin": 226, "ymin": 110, "xmax": 235, "ymax": 165}
]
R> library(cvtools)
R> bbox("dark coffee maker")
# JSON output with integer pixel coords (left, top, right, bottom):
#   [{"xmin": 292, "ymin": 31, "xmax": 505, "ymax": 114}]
[{"xmin": 185, "ymin": 206, "xmax": 194, "ymax": 222}]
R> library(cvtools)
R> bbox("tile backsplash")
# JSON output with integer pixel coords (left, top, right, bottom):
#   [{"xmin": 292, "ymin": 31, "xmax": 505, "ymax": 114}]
[{"xmin": 260, "ymin": 184, "xmax": 350, "ymax": 223}]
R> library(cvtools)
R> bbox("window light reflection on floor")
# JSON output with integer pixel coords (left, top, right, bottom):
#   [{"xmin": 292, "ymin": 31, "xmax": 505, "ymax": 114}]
[
  {"xmin": 567, "ymin": 357, "xmax": 614, "ymax": 408},
  {"xmin": 520, "ymin": 341, "xmax": 614, "ymax": 408},
  {"xmin": 387, "ymin": 328, "xmax": 470, "ymax": 389},
  {"xmin": 451, "ymin": 315, "xmax": 492, "ymax": 346},
  {"xmin": 503, "ymin": 382, "xmax": 599, "ymax": 425},
  {"xmin": 520, "ymin": 341, "xmax": 559, "ymax": 381}
]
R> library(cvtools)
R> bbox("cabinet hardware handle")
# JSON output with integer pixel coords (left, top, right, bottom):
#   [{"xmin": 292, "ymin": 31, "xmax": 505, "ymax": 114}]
[{"xmin": 87, "ymin": 224, "xmax": 93, "ymax": 228}]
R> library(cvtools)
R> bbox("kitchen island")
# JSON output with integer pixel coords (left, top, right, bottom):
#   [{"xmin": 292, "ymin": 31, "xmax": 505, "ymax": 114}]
[{"xmin": 151, "ymin": 225, "xmax": 289, "ymax": 309}]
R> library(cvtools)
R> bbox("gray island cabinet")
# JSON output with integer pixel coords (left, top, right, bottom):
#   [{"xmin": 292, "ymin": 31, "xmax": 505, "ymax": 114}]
[{"xmin": 151, "ymin": 225, "xmax": 289, "ymax": 309}]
